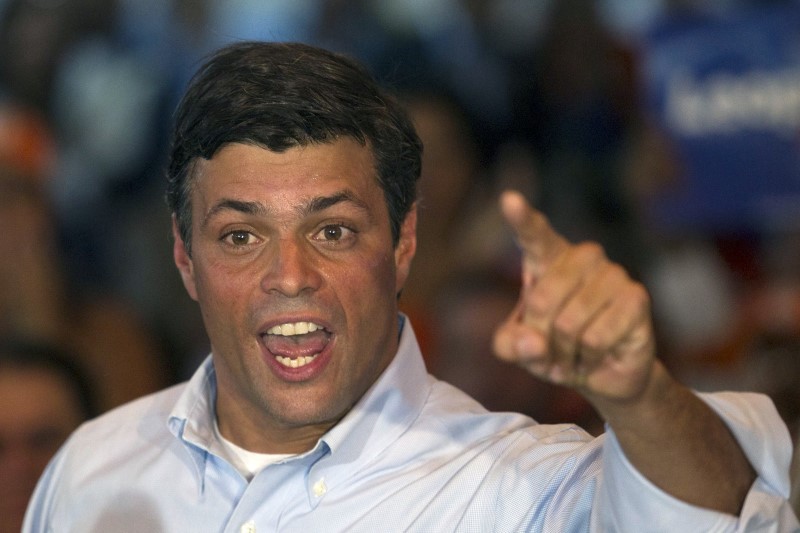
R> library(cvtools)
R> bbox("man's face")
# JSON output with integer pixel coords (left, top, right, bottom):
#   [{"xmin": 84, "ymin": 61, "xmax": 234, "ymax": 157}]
[
  {"xmin": 0, "ymin": 365, "xmax": 84, "ymax": 533},
  {"xmin": 173, "ymin": 139, "xmax": 416, "ymax": 452}
]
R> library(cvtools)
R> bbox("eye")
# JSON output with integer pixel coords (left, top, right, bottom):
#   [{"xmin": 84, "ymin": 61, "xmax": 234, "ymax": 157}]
[
  {"xmin": 314, "ymin": 224, "xmax": 355, "ymax": 244},
  {"xmin": 222, "ymin": 229, "xmax": 258, "ymax": 246}
]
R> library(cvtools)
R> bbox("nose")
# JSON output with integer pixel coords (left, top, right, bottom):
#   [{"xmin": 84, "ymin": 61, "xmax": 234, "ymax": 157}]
[{"xmin": 260, "ymin": 237, "xmax": 322, "ymax": 297}]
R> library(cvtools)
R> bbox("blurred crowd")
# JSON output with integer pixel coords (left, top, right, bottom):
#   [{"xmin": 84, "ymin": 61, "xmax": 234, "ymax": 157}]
[{"xmin": 1, "ymin": 0, "xmax": 799, "ymax": 527}]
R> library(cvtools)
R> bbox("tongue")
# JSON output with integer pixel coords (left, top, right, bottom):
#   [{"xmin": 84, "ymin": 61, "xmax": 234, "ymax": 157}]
[{"xmin": 264, "ymin": 330, "xmax": 329, "ymax": 358}]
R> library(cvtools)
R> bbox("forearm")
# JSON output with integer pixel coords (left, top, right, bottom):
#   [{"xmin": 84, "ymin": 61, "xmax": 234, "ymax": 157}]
[{"xmin": 591, "ymin": 361, "xmax": 756, "ymax": 515}]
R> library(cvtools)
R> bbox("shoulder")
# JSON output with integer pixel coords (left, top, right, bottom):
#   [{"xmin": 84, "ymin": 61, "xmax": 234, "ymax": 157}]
[
  {"xmin": 411, "ymin": 378, "xmax": 601, "ymax": 477},
  {"xmin": 360, "ymin": 377, "xmax": 605, "ymax": 527},
  {"xmin": 24, "ymin": 382, "xmax": 196, "ymax": 528},
  {"xmin": 77, "ymin": 382, "xmax": 186, "ymax": 438},
  {"xmin": 56, "ymin": 382, "xmax": 188, "ymax": 474},
  {"xmin": 425, "ymin": 378, "xmax": 592, "ymax": 441}
]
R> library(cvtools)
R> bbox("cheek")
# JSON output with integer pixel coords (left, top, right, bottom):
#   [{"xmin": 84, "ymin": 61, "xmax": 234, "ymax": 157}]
[
  {"xmin": 329, "ymin": 251, "xmax": 397, "ymax": 315},
  {"xmin": 193, "ymin": 261, "xmax": 252, "ymax": 318},
  {"xmin": 365, "ymin": 251, "xmax": 398, "ymax": 291},
  {"xmin": 193, "ymin": 266, "xmax": 258, "ymax": 361}
]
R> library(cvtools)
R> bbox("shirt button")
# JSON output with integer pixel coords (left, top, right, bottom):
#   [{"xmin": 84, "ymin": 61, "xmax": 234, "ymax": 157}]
[
  {"xmin": 312, "ymin": 478, "xmax": 327, "ymax": 497},
  {"xmin": 240, "ymin": 520, "xmax": 256, "ymax": 533}
]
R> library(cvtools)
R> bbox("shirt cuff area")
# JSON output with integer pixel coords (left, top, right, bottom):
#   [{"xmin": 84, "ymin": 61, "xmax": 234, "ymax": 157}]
[
  {"xmin": 698, "ymin": 391, "xmax": 792, "ymax": 496},
  {"xmin": 595, "ymin": 391, "xmax": 796, "ymax": 532}
]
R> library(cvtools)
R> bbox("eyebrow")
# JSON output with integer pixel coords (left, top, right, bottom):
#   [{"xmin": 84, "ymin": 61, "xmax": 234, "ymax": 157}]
[
  {"xmin": 302, "ymin": 190, "xmax": 369, "ymax": 216},
  {"xmin": 202, "ymin": 199, "xmax": 266, "ymax": 229},
  {"xmin": 202, "ymin": 189, "xmax": 371, "ymax": 228}
]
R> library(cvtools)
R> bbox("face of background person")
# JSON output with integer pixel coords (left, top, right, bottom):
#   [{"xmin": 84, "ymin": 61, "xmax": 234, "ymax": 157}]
[
  {"xmin": 0, "ymin": 364, "xmax": 85, "ymax": 533},
  {"xmin": 0, "ymin": 164, "xmax": 50, "ymax": 315},
  {"xmin": 173, "ymin": 139, "xmax": 417, "ymax": 452}
]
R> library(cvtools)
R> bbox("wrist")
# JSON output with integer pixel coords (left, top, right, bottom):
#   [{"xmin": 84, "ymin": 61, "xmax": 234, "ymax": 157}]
[{"xmin": 589, "ymin": 360, "xmax": 683, "ymax": 433}]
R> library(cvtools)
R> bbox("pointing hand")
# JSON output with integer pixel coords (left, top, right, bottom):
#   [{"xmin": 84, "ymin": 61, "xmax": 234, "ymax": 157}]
[{"xmin": 492, "ymin": 190, "xmax": 656, "ymax": 403}]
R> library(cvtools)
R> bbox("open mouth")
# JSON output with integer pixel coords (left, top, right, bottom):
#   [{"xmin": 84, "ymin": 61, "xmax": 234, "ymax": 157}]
[{"xmin": 263, "ymin": 321, "xmax": 331, "ymax": 369}]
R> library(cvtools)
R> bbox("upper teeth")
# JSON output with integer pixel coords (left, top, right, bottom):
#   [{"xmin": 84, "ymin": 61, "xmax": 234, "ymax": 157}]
[{"xmin": 267, "ymin": 322, "xmax": 322, "ymax": 336}]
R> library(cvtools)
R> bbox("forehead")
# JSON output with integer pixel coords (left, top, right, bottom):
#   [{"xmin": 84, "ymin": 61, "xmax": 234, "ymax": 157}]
[
  {"xmin": 190, "ymin": 140, "xmax": 383, "ymax": 212},
  {"xmin": 0, "ymin": 365, "xmax": 80, "ymax": 426}
]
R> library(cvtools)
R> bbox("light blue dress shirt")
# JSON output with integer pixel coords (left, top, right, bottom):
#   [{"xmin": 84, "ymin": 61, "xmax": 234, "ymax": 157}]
[{"xmin": 24, "ymin": 320, "xmax": 798, "ymax": 532}]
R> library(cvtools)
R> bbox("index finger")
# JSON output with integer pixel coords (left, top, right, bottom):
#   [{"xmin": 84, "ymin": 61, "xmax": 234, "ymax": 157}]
[{"xmin": 499, "ymin": 190, "xmax": 569, "ymax": 279}]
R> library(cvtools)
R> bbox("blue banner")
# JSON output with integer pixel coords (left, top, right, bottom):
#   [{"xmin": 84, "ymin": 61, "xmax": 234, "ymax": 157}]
[{"xmin": 640, "ymin": 4, "xmax": 800, "ymax": 235}]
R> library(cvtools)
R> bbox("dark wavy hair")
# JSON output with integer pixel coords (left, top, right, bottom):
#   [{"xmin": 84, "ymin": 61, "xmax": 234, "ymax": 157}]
[
  {"xmin": 166, "ymin": 41, "xmax": 422, "ymax": 253},
  {"xmin": 0, "ymin": 338, "xmax": 98, "ymax": 420}
]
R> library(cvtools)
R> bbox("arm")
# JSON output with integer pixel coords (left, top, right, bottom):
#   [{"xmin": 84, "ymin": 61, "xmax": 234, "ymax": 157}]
[{"xmin": 492, "ymin": 190, "xmax": 755, "ymax": 514}]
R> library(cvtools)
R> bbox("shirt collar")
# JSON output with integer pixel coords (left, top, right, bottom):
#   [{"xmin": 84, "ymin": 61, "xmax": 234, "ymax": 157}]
[
  {"xmin": 318, "ymin": 315, "xmax": 431, "ymax": 461},
  {"xmin": 167, "ymin": 355, "xmax": 218, "ymax": 490},
  {"xmin": 301, "ymin": 316, "xmax": 432, "ymax": 504},
  {"xmin": 166, "ymin": 315, "xmax": 432, "ymax": 493}
]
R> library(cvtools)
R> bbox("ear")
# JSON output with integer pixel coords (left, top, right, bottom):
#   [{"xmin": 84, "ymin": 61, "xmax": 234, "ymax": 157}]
[
  {"xmin": 172, "ymin": 215, "xmax": 199, "ymax": 301},
  {"xmin": 394, "ymin": 203, "xmax": 418, "ymax": 294}
]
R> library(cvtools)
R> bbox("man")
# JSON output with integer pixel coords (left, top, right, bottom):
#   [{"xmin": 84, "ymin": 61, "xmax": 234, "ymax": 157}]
[
  {"xmin": 24, "ymin": 41, "xmax": 796, "ymax": 531},
  {"xmin": 0, "ymin": 340, "xmax": 95, "ymax": 533}
]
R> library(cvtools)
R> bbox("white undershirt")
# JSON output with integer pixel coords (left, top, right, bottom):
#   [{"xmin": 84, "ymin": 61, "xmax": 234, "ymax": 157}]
[{"xmin": 212, "ymin": 419, "xmax": 294, "ymax": 480}]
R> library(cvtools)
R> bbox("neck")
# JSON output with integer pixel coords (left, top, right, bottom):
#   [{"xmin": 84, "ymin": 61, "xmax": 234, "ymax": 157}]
[{"xmin": 215, "ymin": 406, "xmax": 339, "ymax": 454}]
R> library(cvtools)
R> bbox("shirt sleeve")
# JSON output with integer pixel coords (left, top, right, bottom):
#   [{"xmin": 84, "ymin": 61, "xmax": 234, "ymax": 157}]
[{"xmin": 593, "ymin": 391, "xmax": 799, "ymax": 532}]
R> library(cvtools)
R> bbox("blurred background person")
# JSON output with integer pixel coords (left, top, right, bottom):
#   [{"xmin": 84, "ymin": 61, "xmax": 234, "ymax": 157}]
[
  {"xmin": 0, "ymin": 103, "xmax": 171, "ymax": 411},
  {"xmin": 397, "ymin": 89, "xmax": 495, "ymax": 363},
  {"xmin": 0, "ymin": 339, "xmax": 97, "ymax": 533},
  {"xmin": 430, "ymin": 268, "xmax": 604, "ymax": 435}
]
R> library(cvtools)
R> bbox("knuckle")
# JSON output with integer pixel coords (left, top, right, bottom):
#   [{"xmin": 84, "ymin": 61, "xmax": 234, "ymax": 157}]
[
  {"xmin": 553, "ymin": 311, "xmax": 579, "ymax": 339},
  {"xmin": 574, "ymin": 241, "xmax": 606, "ymax": 263},
  {"xmin": 492, "ymin": 328, "xmax": 514, "ymax": 360},
  {"xmin": 581, "ymin": 328, "xmax": 611, "ymax": 353},
  {"xmin": 627, "ymin": 281, "xmax": 651, "ymax": 308},
  {"xmin": 606, "ymin": 262, "xmax": 628, "ymax": 282},
  {"xmin": 525, "ymin": 288, "xmax": 552, "ymax": 315}
]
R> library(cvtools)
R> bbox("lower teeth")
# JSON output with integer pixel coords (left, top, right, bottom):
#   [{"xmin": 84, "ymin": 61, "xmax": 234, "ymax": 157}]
[{"xmin": 276, "ymin": 354, "xmax": 317, "ymax": 368}]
